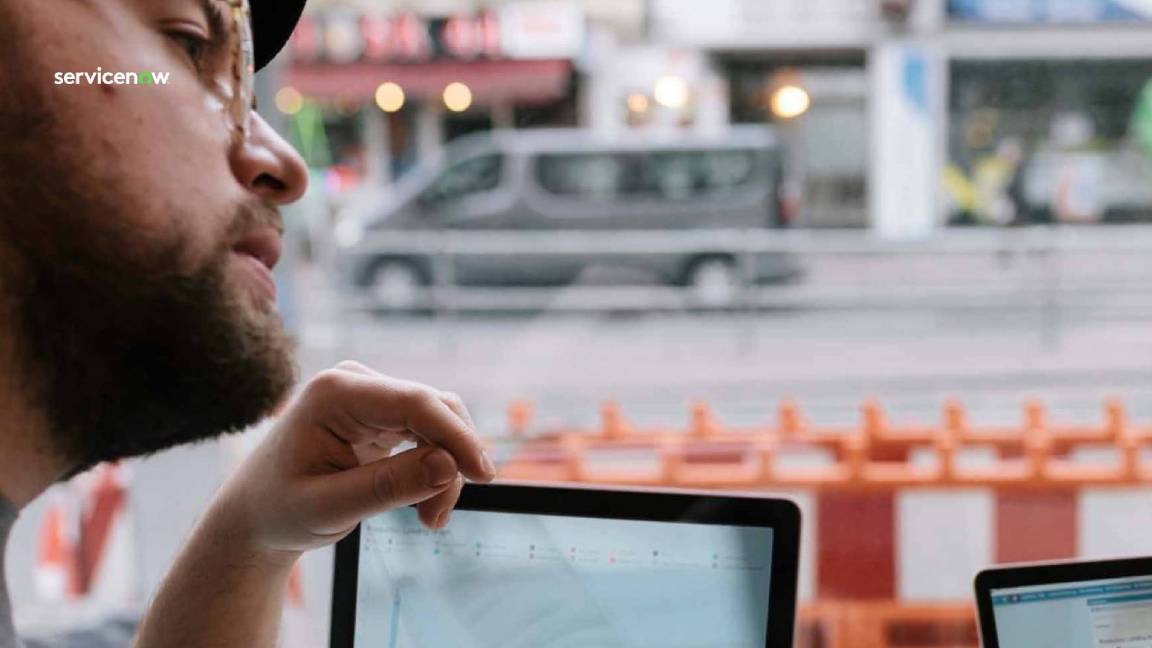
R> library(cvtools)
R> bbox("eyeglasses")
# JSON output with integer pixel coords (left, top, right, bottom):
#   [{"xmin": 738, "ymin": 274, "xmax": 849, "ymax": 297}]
[{"xmin": 222, "ymin": 0, "xmax": 255, "ymax": 142}]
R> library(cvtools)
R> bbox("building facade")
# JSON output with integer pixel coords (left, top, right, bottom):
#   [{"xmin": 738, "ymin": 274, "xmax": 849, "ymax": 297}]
[{"xmin": 272, "ymin": 0, "xmax": 1152, "ymax": 235}]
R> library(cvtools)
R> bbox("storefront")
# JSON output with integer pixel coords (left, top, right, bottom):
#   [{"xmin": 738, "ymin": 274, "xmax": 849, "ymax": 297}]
[
  {"xmin": 943, "ymin": 0, "xmax": 1152, "ymax": 225},
  {"xmin": 280, "ymin": 4, "xmax": 585, "ymax": 187},
  {"xmin": 651, "ymin": 0, "xmax": 914, "ymax": 230}
]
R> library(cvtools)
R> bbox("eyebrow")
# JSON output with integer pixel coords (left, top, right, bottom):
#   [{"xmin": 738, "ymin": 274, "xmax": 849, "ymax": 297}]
[{"xmin": 197, "ymin": 0, "xmax": 229, "ymax": 49}]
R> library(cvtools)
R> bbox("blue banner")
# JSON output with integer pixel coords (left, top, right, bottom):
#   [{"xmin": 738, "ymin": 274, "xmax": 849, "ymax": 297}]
[
  {"xmin": 992, "ymin": 580, "xmax": 1152, "ymax": 606},
  {"xmin": 948, "ymin": 0, "xmax": 1152, "ymax": 23}
]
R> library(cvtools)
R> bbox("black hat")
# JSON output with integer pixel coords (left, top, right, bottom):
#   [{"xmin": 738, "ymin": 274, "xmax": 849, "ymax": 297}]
[{"xmin": 251, "ymin": 0, "xmax": 307, "ymax": 71}]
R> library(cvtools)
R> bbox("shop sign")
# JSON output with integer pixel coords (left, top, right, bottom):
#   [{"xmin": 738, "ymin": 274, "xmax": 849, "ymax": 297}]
[
  {"xmin": 652, "ymin": 0, "xmax": 884, "ymax": 48},
  {"xmin": 499, "ymin": 2, "xmax": 587, "ymax": 60},
  {"xmin": 947, "ymin": 0, "xmax": 1152, "ymax": 23},
  {"xmin": 291, "ymin": 4, "xmax": 584, "ymax": 64}
]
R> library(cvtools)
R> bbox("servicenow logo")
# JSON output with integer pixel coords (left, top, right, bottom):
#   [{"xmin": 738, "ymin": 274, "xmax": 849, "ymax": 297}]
[{"xmin": 54, "ymin": 67, "xmax": 170, "ymax": 86}]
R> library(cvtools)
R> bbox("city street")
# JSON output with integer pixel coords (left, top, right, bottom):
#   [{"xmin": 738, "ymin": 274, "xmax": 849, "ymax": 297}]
[
  {"xmin": 10, "ymin": 0, "xmax": 1152, "ymax": 647},
  {"xmin": 12, "ymin": 250, "xmax": 1152, "ymax": 644}
]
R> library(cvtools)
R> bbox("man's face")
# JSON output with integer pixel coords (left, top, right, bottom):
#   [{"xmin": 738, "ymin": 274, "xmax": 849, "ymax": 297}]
[{"xmin": 0, "ymin": 0, "xmax": 309, "ymax": 471}]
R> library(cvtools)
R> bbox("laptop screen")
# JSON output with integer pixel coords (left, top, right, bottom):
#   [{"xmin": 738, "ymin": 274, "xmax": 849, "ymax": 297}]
[
  {"xmin": 352, "ymin": 507, "xmax": 776, "ymax": 648},
  {"xmin": 990, "ymin": 575, "xmax": 1152, "ymax": 646}
]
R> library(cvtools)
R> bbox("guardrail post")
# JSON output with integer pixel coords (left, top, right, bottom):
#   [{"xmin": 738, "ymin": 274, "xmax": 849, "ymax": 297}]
[
  {"xmin": 758, "ymin": 438, "xmax": 776, "ymax": 483},
  {"xmin": 778, "ymin": 401, "xmax": 803, "ymax": 441},
  {"xmin": 1104, "ymin": 399, "xmax": 1125, "ymax": 443},
  {"xmin": 561, "ymin": 434, "xmax": 586, "ymax": 482},
  {"xmin": 507, "ymin": 399, "xmax": 534, "ymax": 439},
  {"xmin": 690, "ymin": 401, "xmax": 717, "ymax": 439},
  {"xmin": 862, "ymin": 401, "xmax": 884, "ymax": 439},
  {"xmin": 660, "ymin": 436, "xmax": 683, "ymax": 483},
  {"xmin": 600, "ymin": 401, "xmax": 628, "ymax": 440},
  {"xmin": 1108, "ymin": 400, "xmax": 1141, "ymax": 481},
  {"xmin": 938, "ymin": 402, "xmax": 961, "ymax": 481},
  {"xmin": 1024, "ymin": 400, "xmax": 1049, "ymax": 478}
]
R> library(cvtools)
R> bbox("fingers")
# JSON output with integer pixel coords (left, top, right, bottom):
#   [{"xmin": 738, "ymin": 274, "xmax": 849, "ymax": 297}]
[
  {"xmin": 438, "ymin": 390, "xmax": 475, "ymax": 431},
  {"xmin": 417, "ymin": 474, "xmax": 464, "ymax": 530},
  {"xmin": 338, "ymin": 362, "xmax": 476, "ymax": 439},
  {"xmin": 303, "ymin": 367, "xmax": 495, "ymax": 483},
  {"xmin": 304, "ymin": 446, "xmax": 460, "ymax": 536}
]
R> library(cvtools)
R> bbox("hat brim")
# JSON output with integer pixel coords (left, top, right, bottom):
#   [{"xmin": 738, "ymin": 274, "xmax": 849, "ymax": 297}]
[{"xmin": 251, "ymin": 0, "xmax": 307, "ymax": 71}]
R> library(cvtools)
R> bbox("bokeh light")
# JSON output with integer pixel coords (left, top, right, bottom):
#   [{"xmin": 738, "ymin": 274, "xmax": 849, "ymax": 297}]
[
  {"xmin": 443, "ymin": 82, "xmax": 474, "ymax": 113},
  {"xmin": 653, "ymin": 75, "xmax": 689, "ymax": 109},
  {"xmin": 769, "ymin": 85, "xmax": 811, "ymax": 119},
  {"xmin": 274, "ymin": 86, "xmax": 304, "ymax": 116},
  {"xmin": 375, "ymin": 82, "xmax": 406, "ymax": 113}
]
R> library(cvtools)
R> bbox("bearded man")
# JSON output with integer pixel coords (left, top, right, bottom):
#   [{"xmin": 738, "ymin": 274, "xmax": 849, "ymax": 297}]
[{"xmin": 0, "ymin": 2, "xmax": 496, "ymax": 646}]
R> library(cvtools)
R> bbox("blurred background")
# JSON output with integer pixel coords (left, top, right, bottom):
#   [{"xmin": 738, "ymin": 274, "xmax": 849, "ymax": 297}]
[{"xmin": 13, "ymin": 0, "xmax": 1152, "ymax": 646}]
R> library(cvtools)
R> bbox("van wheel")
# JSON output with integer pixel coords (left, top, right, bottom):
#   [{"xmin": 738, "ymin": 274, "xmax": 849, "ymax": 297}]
[
  {"xmin": 685, "ymin": 257, "xmax": 742, "ymax": 309},
  {"xmin": 369, "ymin": 260, "xmax": 425, "ymax": 311}
]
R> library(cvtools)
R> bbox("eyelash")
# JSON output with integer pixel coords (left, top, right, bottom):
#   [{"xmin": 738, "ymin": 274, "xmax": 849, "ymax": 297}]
[{"xmin": 167, "ymin": 31, "xmax": 209, "ymax": 70}]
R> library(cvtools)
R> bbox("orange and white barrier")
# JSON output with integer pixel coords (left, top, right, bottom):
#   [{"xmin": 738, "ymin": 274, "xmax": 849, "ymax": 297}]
[
  {"xmin": 35, "ymin": 495, "xmax": 74, "ymax": 602},
  {"xmin": 33, "ymin": 463, "xmax": 138, "ymax": 608},
  {"xmin": 495, "ymin": 397, "xmax": 1152, "ymax": 648}
]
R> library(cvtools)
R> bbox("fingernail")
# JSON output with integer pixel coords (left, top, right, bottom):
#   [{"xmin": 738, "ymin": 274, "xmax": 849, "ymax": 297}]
[
  {"xmin": 422, "ymin": 449, "xmax": 457, "ymax": 487},
  {"xmin": 435, "ymin": 510, "xmax": 452, "ymax": 528},
  {"xmin": 481, "ymin": 450, "xmax": 497, "ymax": 478}
]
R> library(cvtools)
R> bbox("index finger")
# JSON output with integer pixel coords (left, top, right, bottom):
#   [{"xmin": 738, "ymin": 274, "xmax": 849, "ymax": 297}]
[{"xmin": 305, "ymin": 369, "xmax": 496, "ymax": 482}]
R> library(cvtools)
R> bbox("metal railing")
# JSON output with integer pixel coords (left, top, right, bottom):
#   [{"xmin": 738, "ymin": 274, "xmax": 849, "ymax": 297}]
[{"xmin": 329, "ymin": 225, "xmax": 1152, "ymax": 315}]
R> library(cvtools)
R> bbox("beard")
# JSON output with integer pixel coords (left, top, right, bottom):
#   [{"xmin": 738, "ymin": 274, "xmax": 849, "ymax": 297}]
[
  {"xmin": 0, "ymin": 100, "xmax": 297, "ymax": 474},
  {"xmin": 0, "ymin": 22, "xmax": 298, "ymax": 475},
  {"xmin": 1, "ymin": 203, "xmax": 298, "ymax": 473}
]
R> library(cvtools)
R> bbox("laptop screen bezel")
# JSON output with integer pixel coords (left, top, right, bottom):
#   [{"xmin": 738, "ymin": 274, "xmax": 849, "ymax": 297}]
[
  {"xmin": 974, "ymin": 555, "xmax": 1152, "ymax": 648},
  {"xmin": 330, "ymin": 482, "xmax": 802, "ymax": 648}
]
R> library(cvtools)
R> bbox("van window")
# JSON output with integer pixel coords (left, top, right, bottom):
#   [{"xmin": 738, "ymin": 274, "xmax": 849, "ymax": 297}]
[
  {"xmin": 535, "ymin": 149, "xmax": 760, "ymax": 201},
  {"xmin": 648, "ymin": 150, "xmax": 759, "ymax": 199},
  {"xmin": 535, "ymin": 152, "xmax": 644, "ymax": 200},
  {"xmin": 422, "ymin": 153, "xmax": 504, "ymax": 204}
]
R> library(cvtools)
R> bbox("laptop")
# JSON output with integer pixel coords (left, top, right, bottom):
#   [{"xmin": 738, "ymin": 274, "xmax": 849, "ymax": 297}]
[
  {"xmin": 330, "ymin": 483, "xmax": 801, "ymax": 648},
  {"xmin": 974, "ymin": 556, "xmax": 1152, "ymax": 648}
]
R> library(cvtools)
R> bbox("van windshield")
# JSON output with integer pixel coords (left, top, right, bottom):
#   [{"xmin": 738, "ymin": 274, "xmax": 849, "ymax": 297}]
[{"xmin": 421, "ymin": 153, "xmax": 504, "ymax": 204}]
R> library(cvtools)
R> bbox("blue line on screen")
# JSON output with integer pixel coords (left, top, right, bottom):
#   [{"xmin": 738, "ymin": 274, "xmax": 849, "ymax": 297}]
[{"xmin": 388, "ymin": 590, "xmax": 401, "ymax": 648}]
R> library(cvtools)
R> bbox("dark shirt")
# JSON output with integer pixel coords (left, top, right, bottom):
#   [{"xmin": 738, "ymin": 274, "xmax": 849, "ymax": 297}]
[{"xmin": 0, "ymin": 495, "xmax": 21, "ymax": 648}]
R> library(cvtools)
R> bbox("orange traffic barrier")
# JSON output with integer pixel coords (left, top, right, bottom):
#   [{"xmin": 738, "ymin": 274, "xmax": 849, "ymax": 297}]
[
  {"xmin": 506, "ymin": 399, "xmax": 534, "ymax": 438},
  {"xmin": 36, "ymin": 501, "xmax": 73, "ymax": 601},
  {"xmin": 797, "ymin": 602, "xmax": 977, "ymax": 648},
  {"xmin": 34, "ymin": 464, "xmax": 129, "ymax": 601},
  {"xmin": 496, "ymin": 398, "xmax": 1152, "ymax": 490}
]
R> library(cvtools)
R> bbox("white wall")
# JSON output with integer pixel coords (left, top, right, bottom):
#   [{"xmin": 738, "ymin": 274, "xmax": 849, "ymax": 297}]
[{"xmin": 869, "ymin": 41, "xmax": 945, "ymax": 239}]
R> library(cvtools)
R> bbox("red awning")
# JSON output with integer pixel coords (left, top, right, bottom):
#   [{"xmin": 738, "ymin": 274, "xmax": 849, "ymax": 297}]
[{"xmin": 285, "ymin": 59, "xmax": 572, "ymax": 104}]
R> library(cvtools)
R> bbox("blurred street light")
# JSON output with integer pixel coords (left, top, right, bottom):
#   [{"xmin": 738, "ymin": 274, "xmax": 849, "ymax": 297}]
[
  {"xmin": 275, "ymin": 86, "xmax": 304, "ymax": 115},
  {"xmin": 654, "ymin": 75, "xmax": 689, "ymax": 110},
  {"xmin": 443, "ymin": 82, "xmax": 474, "ymax": 112},
  {"xmin": 770, "ymin": 84, "xmax": 811, "ymax": 119},
  {"xmin": 626, "ymin": 92, "xmax": 651, "ymax": 114},
  {"xmin": 375, "ymin": 82, "xmax": 406, "ymax": 113}
]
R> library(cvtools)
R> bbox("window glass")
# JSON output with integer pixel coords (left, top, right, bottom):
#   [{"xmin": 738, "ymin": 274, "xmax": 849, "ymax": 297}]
[
  {"xmin": 536, "ymin": 149, "xmax": 759, "ymax": 200},
  {"xmin": 423, "ymin": 153, "xmax": 503, "ymax": 203},
  {"xmin": 648, "ymin": 150, "xmax": 758, "ymax": 198},
  {"xmin": 536, "ymin": 152, "xmax": 637, "ymax": 200}
]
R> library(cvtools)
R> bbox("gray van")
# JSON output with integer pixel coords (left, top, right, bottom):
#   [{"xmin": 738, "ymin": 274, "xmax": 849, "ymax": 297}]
[{"xmin": 335, "ymin": 126, "xmax": 801, "ymax": 309}]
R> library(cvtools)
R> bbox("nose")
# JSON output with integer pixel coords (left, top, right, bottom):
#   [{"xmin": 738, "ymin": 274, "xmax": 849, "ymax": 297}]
[{"xmin": 229, "ymin": 112, "xmax": 309, "ymax": 205}]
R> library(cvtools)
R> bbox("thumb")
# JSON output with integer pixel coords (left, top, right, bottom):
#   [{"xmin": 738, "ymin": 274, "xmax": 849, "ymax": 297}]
[{"xmin": 305, "ymin": 446, "xmax": 459, "ymax": 535}]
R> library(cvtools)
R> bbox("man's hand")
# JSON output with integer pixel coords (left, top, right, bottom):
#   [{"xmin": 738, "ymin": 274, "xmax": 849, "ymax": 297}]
[
  {"xmin": 134, "ymin": 362, "xmax": 496, "ymax": 648},
  {"xmin": 212, "ymin": 360, "xmax": 496, "ymax": 562}
]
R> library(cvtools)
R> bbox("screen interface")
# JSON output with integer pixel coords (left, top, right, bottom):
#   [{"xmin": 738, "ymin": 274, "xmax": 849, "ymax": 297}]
[
  {"xmin": 991, "ymin": 575, "xmax": 1152, "ymax": 647},
  {"xmin": 353, "ymin": 508, "xmax": 776, "ymax": 648}
]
